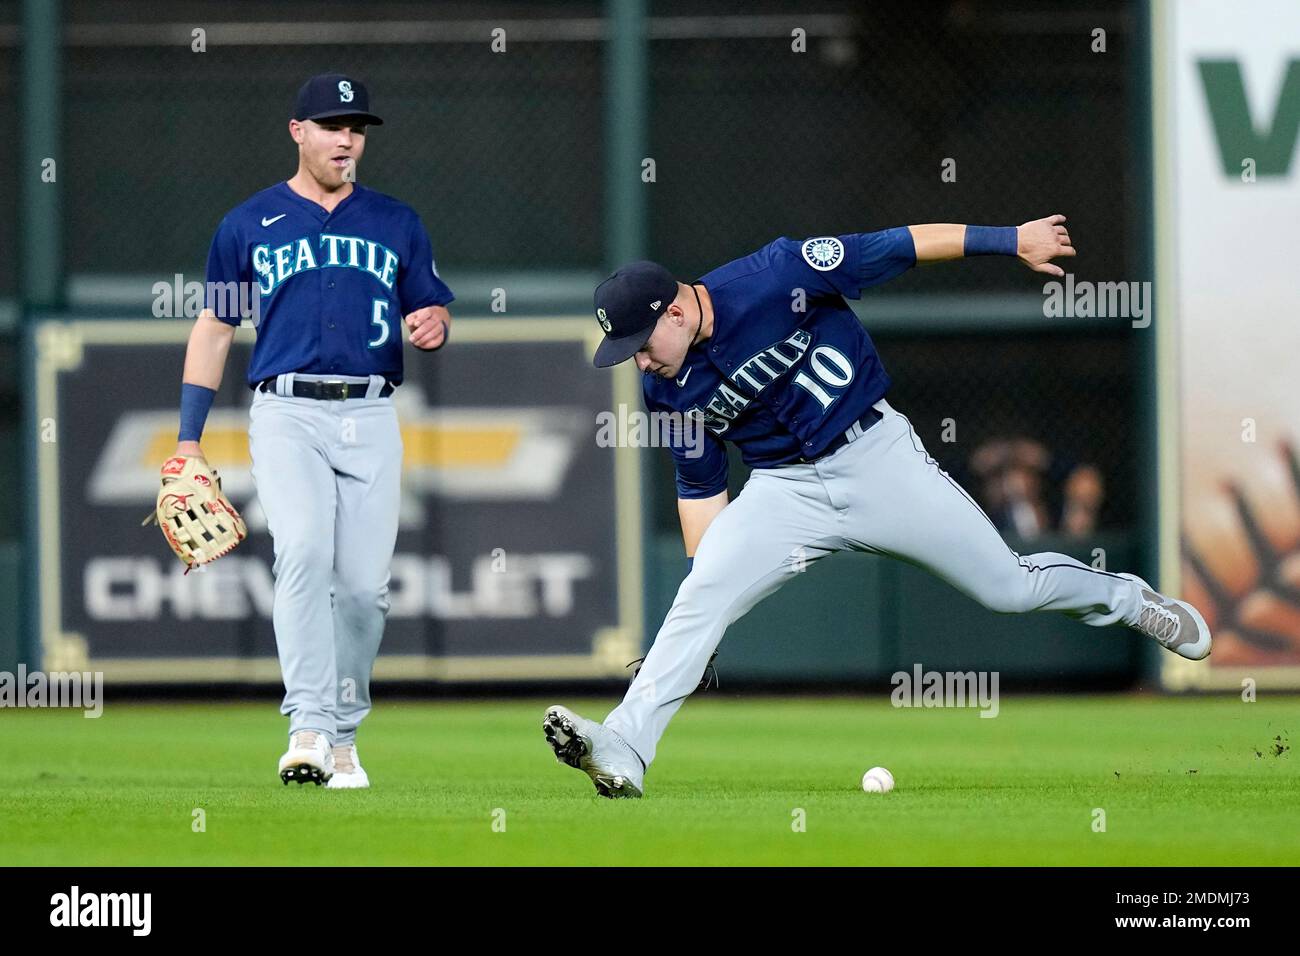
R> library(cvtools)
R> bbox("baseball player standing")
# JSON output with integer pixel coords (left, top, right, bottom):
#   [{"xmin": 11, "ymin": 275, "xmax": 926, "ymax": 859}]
[
  {"xmin": 163, "ymin": 74, "xmax": 453, "ymax": 788},
  {"xmin": 545, "ymin": 217, "xmax": 1212, "ymax": 798}
]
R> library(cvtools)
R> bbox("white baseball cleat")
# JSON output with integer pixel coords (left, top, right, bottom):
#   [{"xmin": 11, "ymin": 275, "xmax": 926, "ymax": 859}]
[
  {"xmin": 1120, "ymin": 573, "xmax": 1212, "ymax": 661},
  {"xmin": 325, "ymin": 743, "xmax": 370, "ymax": 790},
  {"xmin": 543, "ymin": 705, "xmax": 645, "ymax": 798},
  {"xmin": 278, "ymin": 730, "xmax": 334, "ymax": 786}
]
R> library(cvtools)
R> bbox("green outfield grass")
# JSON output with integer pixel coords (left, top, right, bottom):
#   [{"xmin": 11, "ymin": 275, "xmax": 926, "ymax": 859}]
[{"xmin": 0, "ymin": 695, "xmax": 1295, "ymax": 866}]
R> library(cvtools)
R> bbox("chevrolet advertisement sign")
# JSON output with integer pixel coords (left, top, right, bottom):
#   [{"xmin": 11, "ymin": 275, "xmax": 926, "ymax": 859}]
[{"xmin": 30, "ymin": 319, "xmax": 644, "ymax": 683}]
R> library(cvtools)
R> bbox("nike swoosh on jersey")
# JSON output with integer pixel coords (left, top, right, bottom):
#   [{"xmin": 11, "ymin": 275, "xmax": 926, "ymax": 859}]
[
  {"xmin": 261, "ymin": 214, "xmax": 287, "ymax": 227},
  {"xmin": 676, "ymin": 368, "xmax": 692, "ymax": 387}
]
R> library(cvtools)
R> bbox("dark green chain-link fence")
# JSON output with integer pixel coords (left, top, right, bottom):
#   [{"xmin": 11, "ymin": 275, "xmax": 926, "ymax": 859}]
[
  {"xmin": 60, "ymin": 10, "xmax": 606, "ymax": 278},
  {"xmin": 647, "ymin": 0, "xmax": 1136, "ymax": 291},
  {"xmin": 4, "ymin": 0, "xmax": 1142, "ymax": 547},
  {"xmin": 1, "ymin": 0, "xmax": 1137, "ymax": 290}
]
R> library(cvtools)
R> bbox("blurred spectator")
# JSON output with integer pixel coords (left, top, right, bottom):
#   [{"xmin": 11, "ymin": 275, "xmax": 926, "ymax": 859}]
[{"xmin": 967, "ymin": 438, "xmax": 1104, "ymax": 540}]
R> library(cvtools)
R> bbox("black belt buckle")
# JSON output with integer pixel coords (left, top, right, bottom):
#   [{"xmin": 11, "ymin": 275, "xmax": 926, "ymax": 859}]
[{"xmin": 319, "ymin": 380, "xmax": 352, "ymax": 400}]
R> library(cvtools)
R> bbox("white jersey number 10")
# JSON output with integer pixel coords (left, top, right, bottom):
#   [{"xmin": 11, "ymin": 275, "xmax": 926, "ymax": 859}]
[{"xmin": 792, "ymin": 345, "xmax": 854, "ymax": 410}]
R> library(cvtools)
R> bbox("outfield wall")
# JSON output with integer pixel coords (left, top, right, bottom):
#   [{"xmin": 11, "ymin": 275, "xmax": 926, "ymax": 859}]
[{"xmin": 18, "ymin": 313, "xmax": 1145, "ymax": 687}]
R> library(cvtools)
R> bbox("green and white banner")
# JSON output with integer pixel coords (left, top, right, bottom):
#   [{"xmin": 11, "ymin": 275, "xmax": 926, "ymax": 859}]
[{"xmin": 1155, "ymin": 0, "xmax": 1300, "ymax": 688}]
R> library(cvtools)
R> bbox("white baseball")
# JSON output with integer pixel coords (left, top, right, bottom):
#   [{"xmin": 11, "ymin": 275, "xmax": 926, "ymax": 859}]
[{"xmin": 861, "ymin": 766, "xmax": 895, "ymax": 793}]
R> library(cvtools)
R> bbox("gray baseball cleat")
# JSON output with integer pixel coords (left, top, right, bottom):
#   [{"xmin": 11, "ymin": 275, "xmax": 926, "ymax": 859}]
[
  {"xmin": 1120, "ymin": 573, "xmax": 1212, "ymax": 661},
  {"xmin": 543, "ymin": 705, "xmax": 645, "ymax": 798}
]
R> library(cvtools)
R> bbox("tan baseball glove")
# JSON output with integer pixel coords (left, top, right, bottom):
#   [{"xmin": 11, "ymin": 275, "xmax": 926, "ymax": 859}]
[{"xmin": 142, "ymin": 455, "xmax": 247, "ymax": 572}]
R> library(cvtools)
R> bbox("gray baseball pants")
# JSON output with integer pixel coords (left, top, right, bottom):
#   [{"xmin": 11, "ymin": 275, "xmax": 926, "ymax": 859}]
[
  {"xmin": 605, "ymin": 398, "xmax": 1144, "ymax": 767},
  {"xmin": 248, "ymin": 373, "xmax": 402, "ymax": 744}
]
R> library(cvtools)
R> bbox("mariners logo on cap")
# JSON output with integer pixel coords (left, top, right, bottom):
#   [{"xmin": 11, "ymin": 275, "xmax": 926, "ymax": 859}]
[
  {"xmin": 596, "ymin": 307, "xmax": 612, "ymax": 332},
  {"xmin": 338, "ymin": 80, "xmax": 354, "ymax": 103},
  {"xmin": 801, "ymin": 237, "xmax": 844, "ymax": 271}
]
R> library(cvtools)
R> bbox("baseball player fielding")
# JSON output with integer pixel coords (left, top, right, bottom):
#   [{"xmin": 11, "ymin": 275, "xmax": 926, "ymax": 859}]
[{"xmin": 545, "ymin": 217, "xmax": 1211, "ymax": 798}]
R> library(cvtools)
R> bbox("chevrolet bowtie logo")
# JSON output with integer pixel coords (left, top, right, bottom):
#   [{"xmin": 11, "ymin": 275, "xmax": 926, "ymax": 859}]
[{"xmin": 88, "ymin": 387, "xmax": 587, "ymax": 525}]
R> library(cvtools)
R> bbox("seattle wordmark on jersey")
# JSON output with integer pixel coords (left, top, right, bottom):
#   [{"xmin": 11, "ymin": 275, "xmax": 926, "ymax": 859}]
[
  {"xmin": 253, "ymin": 233, "xmax": 401, "ymax": 296},
  {"xmin": 693, "ymin": 328, "xmax": 821, "ymax": 435}
]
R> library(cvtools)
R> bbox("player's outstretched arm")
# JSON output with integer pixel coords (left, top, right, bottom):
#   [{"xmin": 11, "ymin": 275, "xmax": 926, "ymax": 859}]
[
  {"xmin": 404, "ymin": 304, "xmax": 452, "ymax": 351},
  {"xmin": 174, "ymin": 308, "xmax": 237, "ymax": 459},
  {"xmin": 908, "ymin": 215, "xmax": 1076, "ymax": 276}
]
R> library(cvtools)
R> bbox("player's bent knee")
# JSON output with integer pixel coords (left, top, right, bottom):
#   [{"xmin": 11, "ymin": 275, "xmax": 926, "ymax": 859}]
[
  {"xmin": 673, "ymin": 559, "xmax": 742, "ymax": 607},
  {"xmin": 961, "ymin": 568, "xmax": 1038, "ymax": 615},
  {"xmin": 975, "ymin": 586, "xmax": 1037, "ymax": 615},
  {"xmin": 334, "ymin": 585, "xmax": 391, "ymax": 620}
]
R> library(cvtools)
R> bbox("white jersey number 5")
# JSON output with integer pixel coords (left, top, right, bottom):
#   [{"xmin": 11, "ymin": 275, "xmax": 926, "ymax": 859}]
[
  {"xmin": 369, "ymin": 299, "xmax": 390, "ymax": 348},
  {"xmin": 792, "ymin": 345, "xmax": 853, "ymax": 410}
]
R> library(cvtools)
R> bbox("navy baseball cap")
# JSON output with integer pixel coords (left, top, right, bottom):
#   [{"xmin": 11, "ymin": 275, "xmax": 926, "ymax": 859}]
[
  {"xmin": 592, "ymin": 261, "xmax": 679, "ymax": 367},
  {"xmin": 293, "ymin": 73, "xmax": 384, "ymax": 126}
]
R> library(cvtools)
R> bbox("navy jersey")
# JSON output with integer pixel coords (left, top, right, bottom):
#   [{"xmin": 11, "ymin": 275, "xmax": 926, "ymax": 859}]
[
  {"xmin": 644, "ymin": 229, "xmax": 916, "ymax": 498},
  {"xmin": 205, "ymin": 182, "xmax": 454, "ymax": 386}
]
